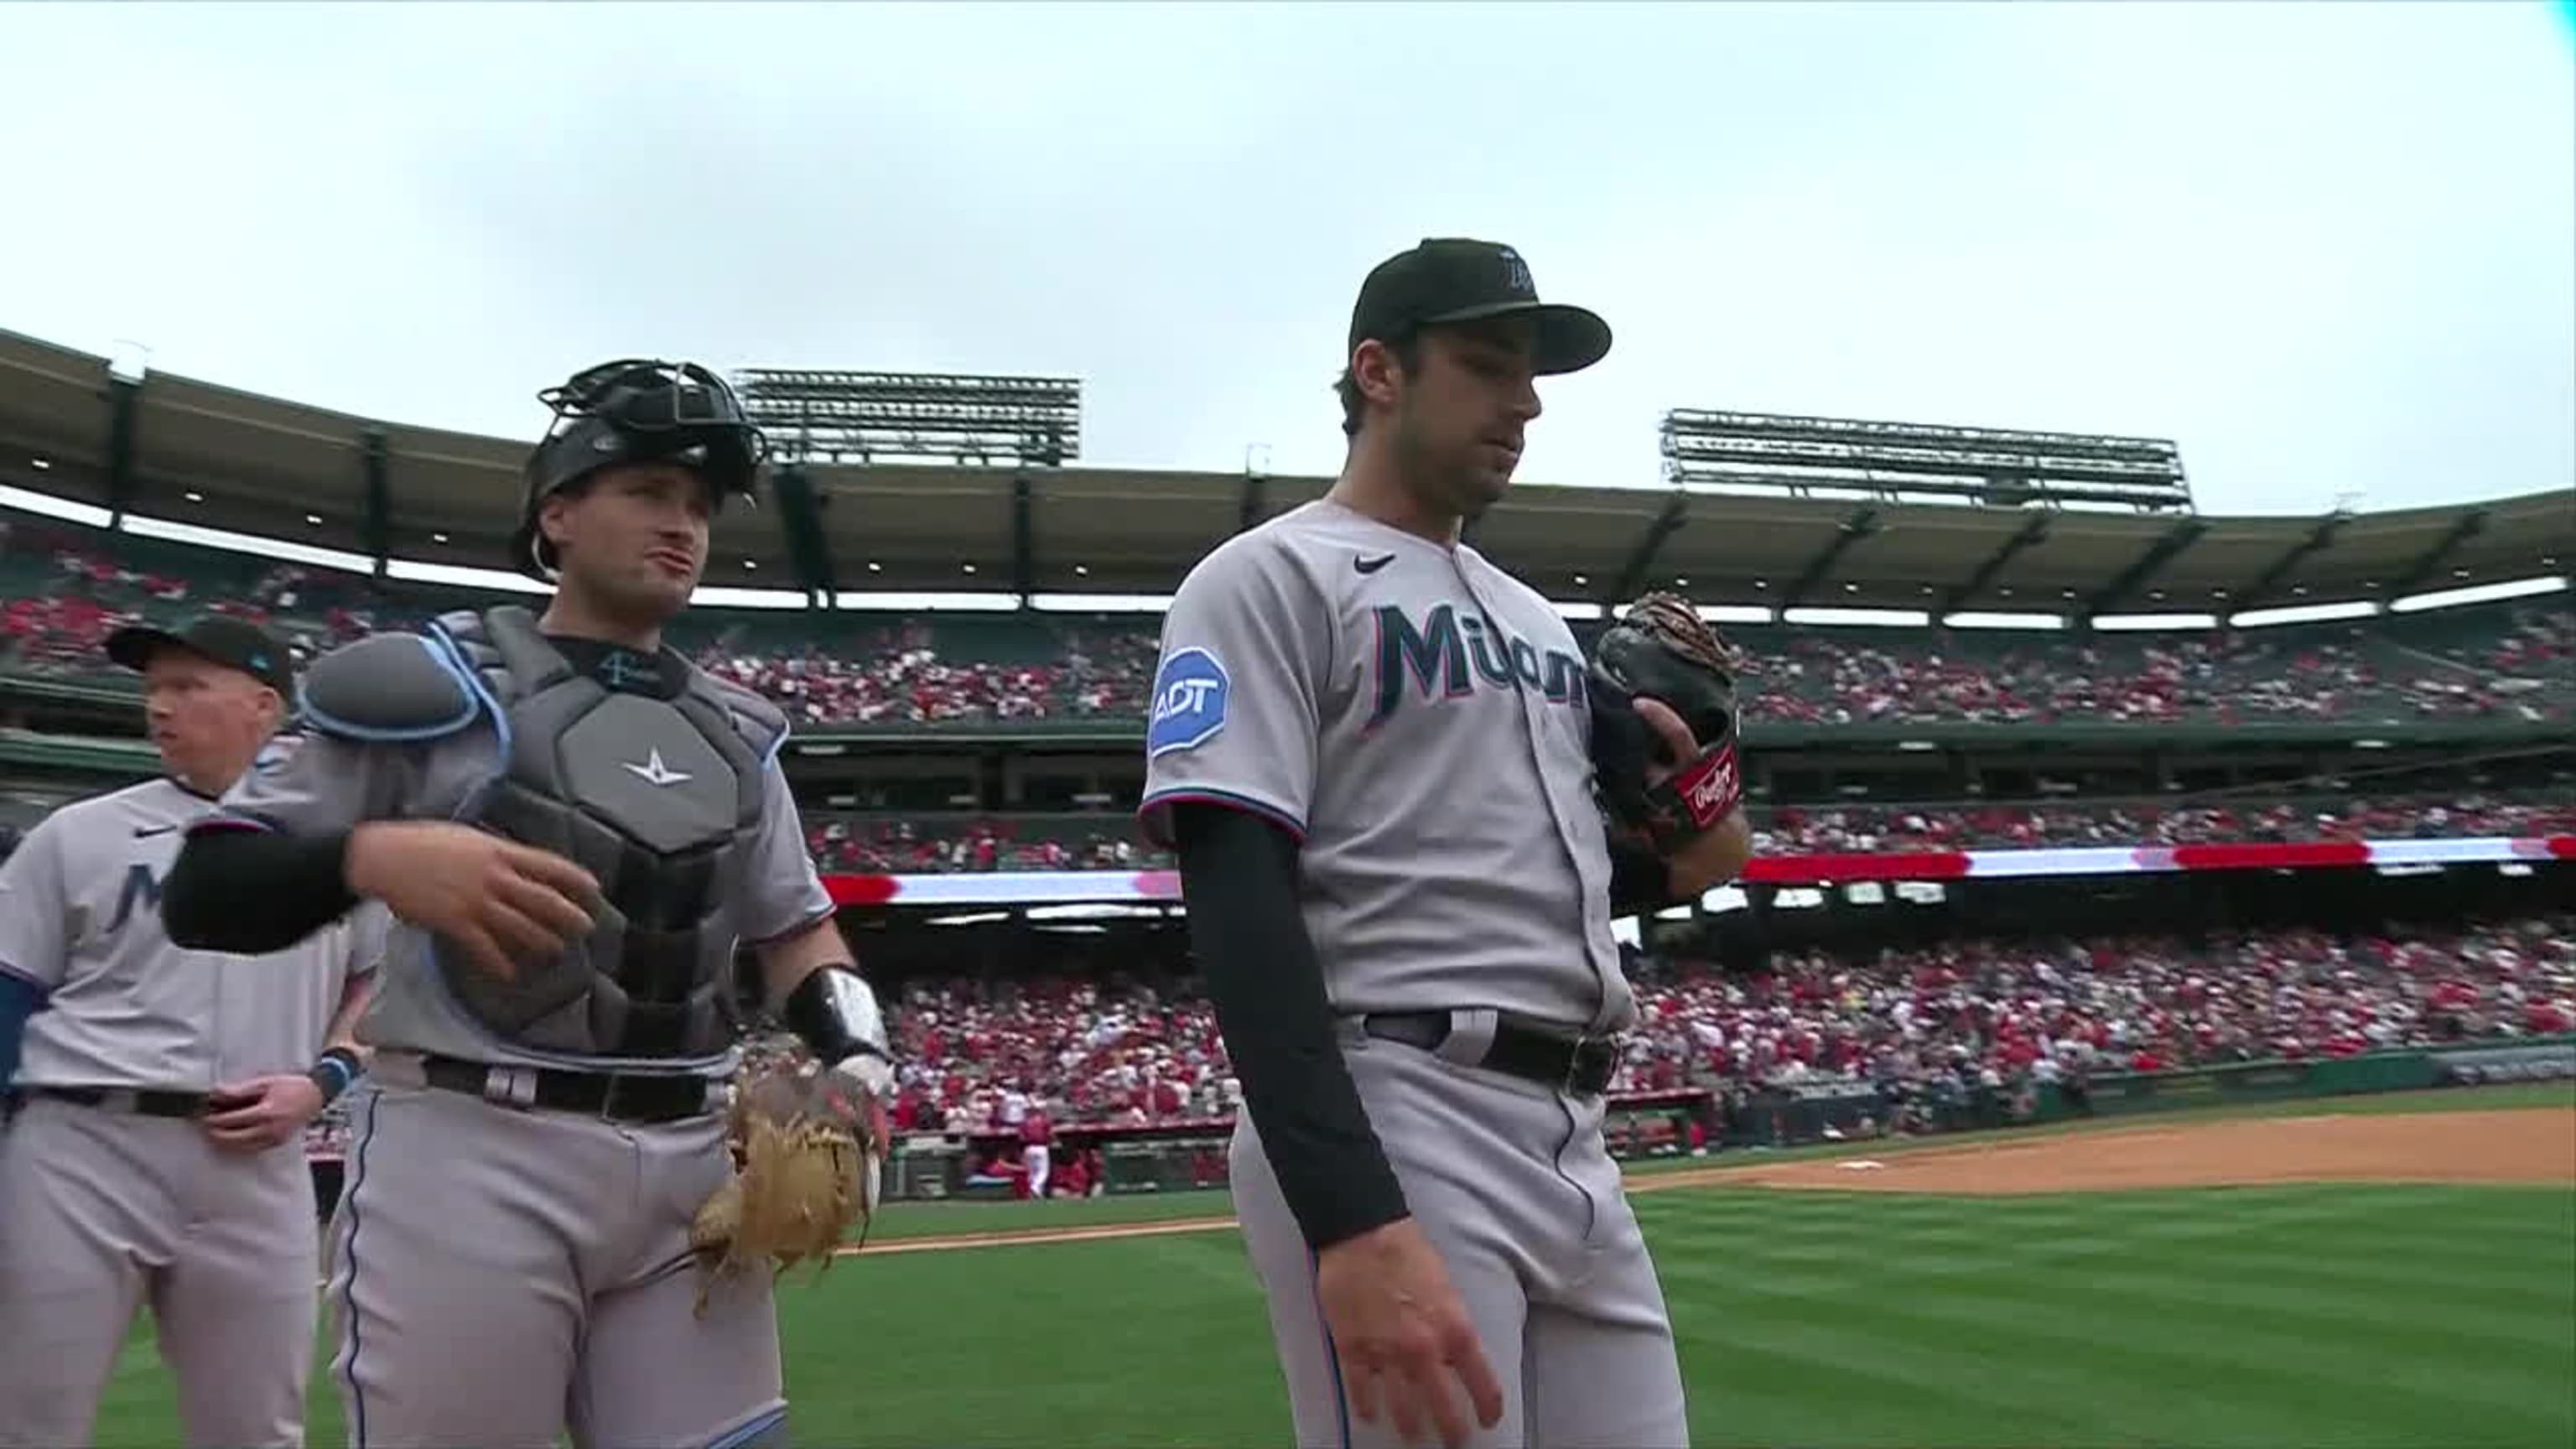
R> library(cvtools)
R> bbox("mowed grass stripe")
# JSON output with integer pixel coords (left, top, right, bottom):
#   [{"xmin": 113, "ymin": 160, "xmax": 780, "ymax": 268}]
[
  {"xmin": 1640, "ymin": 1182, "xmax": 2402, "ymax": 1260},
  {"xmin": 1662, "ymin": 1199, "xmax": 2576, "ymax": 1316},
  {"xmin": 862, "ymin": 1187, "xmax": 1233, "ymax": 1242},
  {"xmin": 1665, "ymin": 1248, "xmax": 2564, "ymax": 1445},
  {"xmin": 1654, "ymin": 1184, "xmax": 2574, "ymax": 1449},
  {"xmin": 80, "ymin": 1085, "xmax": 2576, "ymax": 1447},
  {"xmin": 1649, "ymin": 1187, "xmax": 2576, "ymax": 1330},
  {"xmin": 1645, "ymin": 1181, "xmax": 2571, "ymax": 1244},
  {"xmin": 774, "ymin": 1231, "xmax": 1285, "ymax": 1448},
  {"xmin": 85, "ymin": 1183, "xmax": 2576, "ymax": 1449}
]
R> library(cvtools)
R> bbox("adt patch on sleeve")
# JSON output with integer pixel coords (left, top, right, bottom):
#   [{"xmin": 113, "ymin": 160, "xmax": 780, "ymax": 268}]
[{"xmin": 1147, "ymin": 647, "xmax": 1230, "ymax": 758}]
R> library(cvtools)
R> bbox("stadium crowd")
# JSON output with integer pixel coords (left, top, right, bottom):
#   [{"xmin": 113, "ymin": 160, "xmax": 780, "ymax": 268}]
[
  {"xmin": 694, "ymin": 624, "xmax": 1162, "ymax": 726},
  {"xmin": 1614, "ymin": 917, "xmax": 2575, "ymax": 1095},
  {"xmin": 823, "ymin": 917, "xmax": 2574, "ymax": 1139},
  {"xmin": 1745, "ymin": 794, "xmax": 2576, "ymax": 854},
  {"xmin": 7, "ymin": 518, "xmax": 2568, "ymax": 1171},
  {"xmin": 797, "ymin": 792, "xmax": 2576, "ymax": 876},
  {"xmin": 6, "ymin": 516, "xmax": 2568, "ymax": 731},
  {"xmin": 1746, "ymin": 614, "xmax": 2573, "ymax": 728}
]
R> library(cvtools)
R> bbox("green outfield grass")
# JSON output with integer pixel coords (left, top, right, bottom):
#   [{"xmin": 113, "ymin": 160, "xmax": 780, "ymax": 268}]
[{"xmin": 84, "ymin": 1080, "xmax": 2576, "ymax": 1448}]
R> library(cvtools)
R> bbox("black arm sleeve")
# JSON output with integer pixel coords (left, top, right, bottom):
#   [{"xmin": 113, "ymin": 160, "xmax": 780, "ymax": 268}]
[
  {"xmin": 1607, "ymin": 834, "xmax": 1677, "ymax": 918},
  {"xmin": 1171, "ymin": 802, "xmax": 1410, "ymax": 1252},
  {"xmin": 161, "ymin": 828, "xmax": 361, "ymax": 955}
]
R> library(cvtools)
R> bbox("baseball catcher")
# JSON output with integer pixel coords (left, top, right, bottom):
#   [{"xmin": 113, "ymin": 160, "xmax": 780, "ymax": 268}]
[
  {"xmin": 689, "ymin": 1042, "xmax": 888, "ymax": 1315},
  {"xmin": 1588, "ymin": 589, "xmax": 1747, "ymax": 854}
]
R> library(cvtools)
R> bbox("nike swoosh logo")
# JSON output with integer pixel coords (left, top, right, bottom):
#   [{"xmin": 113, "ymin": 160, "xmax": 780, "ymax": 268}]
[
  {"xmin": 1355, "ymin": 553, "xmax": 1396, "ymax": 574},
  {"xmin": 133, "ymin": 825, "xmax": 178, "ymax": 839}
]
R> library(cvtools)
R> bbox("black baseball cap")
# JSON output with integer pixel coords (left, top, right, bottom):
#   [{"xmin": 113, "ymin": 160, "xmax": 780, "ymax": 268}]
[
  {"xmin": 1348, "ymin": 237, "xmax": 1613, "ymax": 377},
  {"xmin": 106, "ymin": 615, "xmax": 295, "ymax": 696}
]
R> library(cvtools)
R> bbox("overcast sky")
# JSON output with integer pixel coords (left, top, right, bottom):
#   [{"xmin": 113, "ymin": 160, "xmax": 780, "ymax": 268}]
[{"xmin": 2, "ymin": 1, "xmax": 2568, "ymax": 522}]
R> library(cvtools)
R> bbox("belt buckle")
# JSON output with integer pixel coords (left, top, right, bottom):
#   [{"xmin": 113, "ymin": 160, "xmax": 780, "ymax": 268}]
[
  {"xmin": 595, "ymin": 1071, "xmax": 669, "ymax": 1123},
  {"xmin": 599, "ymin": 1072, "xmax": 695, "ymax": 1123}
]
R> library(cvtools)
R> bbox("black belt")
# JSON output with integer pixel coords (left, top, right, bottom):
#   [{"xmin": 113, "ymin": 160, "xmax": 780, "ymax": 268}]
[
  {"xmin": 418, "ymin": 1056, "xmax": 719, "ymax": 1124},
  {"xmin": 1360, "ymin": 1012, "xmax": 1621, "ymax": 1097},
  {"xmin": 5, "ymin": 1085, "xmax": 211, "ymax": 1119}
]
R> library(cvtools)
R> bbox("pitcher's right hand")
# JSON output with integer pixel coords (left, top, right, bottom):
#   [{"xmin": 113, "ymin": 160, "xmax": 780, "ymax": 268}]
[{"xmin": 1314, "ymin": 1217, "xmax": 1507, "ymax": 1448}]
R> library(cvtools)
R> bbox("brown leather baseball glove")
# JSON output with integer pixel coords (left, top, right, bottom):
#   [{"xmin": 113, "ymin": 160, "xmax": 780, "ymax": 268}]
[{"xmin": 688, "ymin": 1049, "xmax": 880, "ymax": 1316}]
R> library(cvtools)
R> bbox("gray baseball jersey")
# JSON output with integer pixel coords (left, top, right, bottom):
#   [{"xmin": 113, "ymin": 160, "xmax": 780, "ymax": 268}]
[
  {"xmin": 205, "ymin": 692, "xmax": 833, "ymax": 1080},
  {"xmin": 1143, "ymin": 496, "xmax": 1690, "ymax": 1449},
  {"xmin": 0, "ymin": 775, "xmax": 385, "ymax": 1088},
  {"xmin": 194, "ymin": 626, "xmax": 834, "ymax": 1447},
  {"xmin": 0, "ymin": 772, "xmax": 385, "ymax": 1449},
  {"xmin": 1138, "ymin": 496, "xmax": 1632, "ymax": 1035}
]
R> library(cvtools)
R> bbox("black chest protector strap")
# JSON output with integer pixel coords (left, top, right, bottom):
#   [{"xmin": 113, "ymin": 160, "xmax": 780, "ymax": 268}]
[{"xmin": 428, "ymin": 605, "xmax": 787, "ymax": 1063}]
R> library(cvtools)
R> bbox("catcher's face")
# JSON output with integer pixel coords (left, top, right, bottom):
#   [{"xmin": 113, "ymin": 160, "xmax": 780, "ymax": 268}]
[
  {"xmin": 1390, "ymin": 319, "xmax": 1543, "ymax": 519},
  {"xmin": 543, "ymin": 462, "xmax": 713, "ymax": 623}
]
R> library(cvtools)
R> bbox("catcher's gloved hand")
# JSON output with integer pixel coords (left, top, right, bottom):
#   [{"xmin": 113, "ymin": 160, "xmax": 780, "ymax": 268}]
[
  {"xmin": 1588, "ymin": 591, "xmax": 1746, "ymax": 854},
  {"xmin": 688, "ymin": 1047, "xmax": 886, "ymax": 1316}
]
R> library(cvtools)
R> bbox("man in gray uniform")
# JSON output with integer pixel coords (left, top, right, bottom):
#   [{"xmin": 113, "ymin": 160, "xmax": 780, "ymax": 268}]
[
  {"xmin": 1139, "ymin": 239, "xmax": 1753, "ymax": 1449},
  {"xmin": 0, "ymin": 615, "xmax": 383, "ymax": 1449},
  {"xmin": 162, "ymin": 359, "xmax": 900, "ymax": 1449}
]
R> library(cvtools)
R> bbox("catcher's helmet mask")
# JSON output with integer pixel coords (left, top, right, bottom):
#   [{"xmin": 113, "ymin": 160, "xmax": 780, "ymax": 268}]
[{"xmin": 511, "ymin": 358, "xmax": 770, "ymax": 582}]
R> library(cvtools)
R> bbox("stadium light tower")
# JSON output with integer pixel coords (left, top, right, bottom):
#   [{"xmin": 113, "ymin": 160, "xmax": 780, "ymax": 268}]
[
  {"xmin": 730, "ymin": 369, "xmax": 1083, "ymax": 467},
  {"xmin": 1658, "ymin": 408, "xmax": 2194, "ymax": 514}
]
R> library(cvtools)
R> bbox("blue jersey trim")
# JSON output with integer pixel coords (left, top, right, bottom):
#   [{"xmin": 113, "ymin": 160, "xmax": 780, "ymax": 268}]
[
  {"xmin": 1308, "ymin": 1248, "xmax": 1353, "ymax": 1449},
  {"xmin": 1135, "ymin": 787, "xmax": 1307, "ymax": 849},
  {"xmin": 334, "ymin": 1087, "xmax": 382, "ymax": 1446}
]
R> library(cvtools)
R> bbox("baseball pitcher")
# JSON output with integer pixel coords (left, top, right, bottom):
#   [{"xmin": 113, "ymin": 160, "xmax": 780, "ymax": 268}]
[
  {"xmin": 159, "ymin": 359, "xmax": 899, "ymax": 1449},
  {"xmin": 1140, "ymin": 238, "xmax": 1754, "ymax": 1449},
  {"xmin": 0, "ymin": 615, "xmax": 383, "ymax": 1449}
]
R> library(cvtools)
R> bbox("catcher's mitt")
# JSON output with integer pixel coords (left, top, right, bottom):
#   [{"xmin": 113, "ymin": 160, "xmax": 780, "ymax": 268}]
[
  {"xmin": 688, "ymin": 1048, "xmax": 882, "ymax": 1317},
  {"xmin": 1587, "ymin": 591, "xmax": 1746, "ymax": 854}
]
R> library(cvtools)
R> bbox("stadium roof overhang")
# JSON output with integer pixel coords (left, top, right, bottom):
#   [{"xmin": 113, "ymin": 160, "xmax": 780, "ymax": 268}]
[{"xmin": 0, "ymin": 327, "xmax": 2567, "ymax": 616}]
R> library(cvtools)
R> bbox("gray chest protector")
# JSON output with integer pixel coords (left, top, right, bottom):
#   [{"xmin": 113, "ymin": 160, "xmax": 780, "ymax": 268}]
[{"xmin": 430, "ymin": 605, "xmax": 787, "ymax": 1062}]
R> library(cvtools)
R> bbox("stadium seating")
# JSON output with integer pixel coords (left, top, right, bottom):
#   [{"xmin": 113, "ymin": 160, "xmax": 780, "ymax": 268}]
[
  {"xmin": 6, "ymin": 512, "xmax": 2568, "ymax": 730},
  {"xmin": 800, "ymin": 792, "xmax": 2576, "ymax": 875},
  {"xmin": 8, "ymin": 515, "xmax": 2563, "ymax": 1170},
  {"xmin": 868, "ymin": 917, "xmax": 2574, "ymax": 1135}
]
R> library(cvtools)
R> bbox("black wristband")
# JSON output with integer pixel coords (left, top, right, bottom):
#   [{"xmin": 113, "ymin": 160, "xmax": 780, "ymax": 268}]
[
  {"xmin": 780, "ymin": 963, "xmax": 891, "ymax": 1067},
  {"xmin": 307, "ymin": 1046, "xmax": 363, "ymax": 1104}
]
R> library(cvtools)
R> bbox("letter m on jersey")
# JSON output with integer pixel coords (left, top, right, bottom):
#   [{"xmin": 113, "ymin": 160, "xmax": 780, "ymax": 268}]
[
  {"xmin": 106, "ymin": 863, "xmax": 163, "ymax": 937},
  {"xmin": 1368, "ymin": 603, "xmax": 1586, "ymax": 728}
]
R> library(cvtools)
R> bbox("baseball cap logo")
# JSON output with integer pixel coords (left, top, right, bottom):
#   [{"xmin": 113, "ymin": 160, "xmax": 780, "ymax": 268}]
[{"xmin": 1498, "ymin": 248, "xmax": 1533, "ymax": 297}]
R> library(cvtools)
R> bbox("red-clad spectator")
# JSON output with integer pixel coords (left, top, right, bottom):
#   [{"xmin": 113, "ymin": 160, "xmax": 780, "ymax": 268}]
[{"xmin": 1021, "ymin": 1109, "xmax": 1055, "ymax": 1197}]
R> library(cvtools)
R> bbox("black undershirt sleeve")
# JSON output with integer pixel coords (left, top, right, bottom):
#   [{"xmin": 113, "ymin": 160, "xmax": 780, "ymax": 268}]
[
  {"xmin": 1607, "ymin": 834, "xmax": 1677, "ymax": 918},
  {"xmin": 1171, "ymin": 801, "xmax": 1409, "ymax": 1253},
  {"xmin": 161, "ymin": 827, "xmax": 361, "ymax": 956}
]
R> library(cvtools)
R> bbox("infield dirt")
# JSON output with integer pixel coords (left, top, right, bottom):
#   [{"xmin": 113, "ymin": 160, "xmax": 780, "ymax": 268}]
[
  {"xmin": 1664, "ymin": 1105, "xmax": 2576, "ymax": 1196},
  {"xmin": 857, "ymin": 1106, "xmax": 2575, "ymax": 1256}
]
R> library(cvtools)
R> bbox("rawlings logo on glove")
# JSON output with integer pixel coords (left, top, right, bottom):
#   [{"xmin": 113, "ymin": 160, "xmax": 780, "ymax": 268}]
[
  {"xmin": 688, "ymin": 1044, "xmax": 885, "ymax": 1316},
  {"xmin": 1671, "ymin": 740, "xmax": 1742, "ymax": 832},
  {"xmin": 1587, "ymin": 591, "xmax": 1747, "ymax": 855}
]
